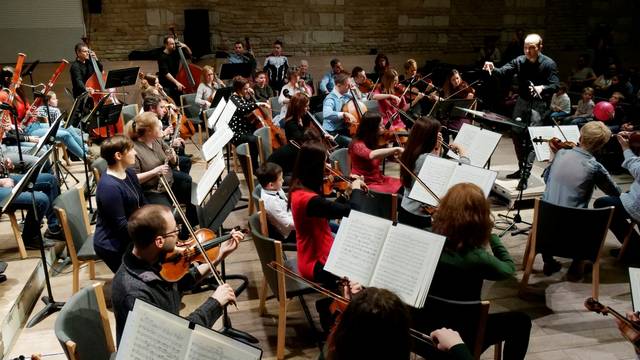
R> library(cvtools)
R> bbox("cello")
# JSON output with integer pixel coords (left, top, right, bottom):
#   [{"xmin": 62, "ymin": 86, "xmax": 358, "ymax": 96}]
[
  {"xmin": 342, "ymin": 87, "xmax": 367, "ymax": 136},
  {"xmin": 170, "ymin": 26, "xmax": 202, "ymax": 95}
]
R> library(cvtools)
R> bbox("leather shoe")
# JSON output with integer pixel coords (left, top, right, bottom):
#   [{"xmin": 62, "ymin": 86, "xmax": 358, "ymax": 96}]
[
  {"xmin": 543, "ymin": 259, "xmax": 562, "ymax": 276},
  {"xmin": 506, "ymin": 170, "xmax": 522, "ymax": 179},
  {"xmin": 24, "ymin": 237, "xmax": 56, "ymax": 250},
  {"xmin": 44, "ymin": 229, "xmax": 66, "ymax": 241}
]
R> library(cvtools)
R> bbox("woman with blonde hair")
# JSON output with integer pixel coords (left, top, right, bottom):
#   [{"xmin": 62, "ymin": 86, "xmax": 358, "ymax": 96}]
[
  {"xmin": 372, "ymin": 69, "xmax": 424, "ymax": 130},
  {"xmin": 195, "ymin": 65, "xmax": 225, "ymax": 111}
]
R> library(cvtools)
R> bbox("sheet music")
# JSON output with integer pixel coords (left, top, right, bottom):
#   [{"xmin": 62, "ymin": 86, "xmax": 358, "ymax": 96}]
[
  {"xmin": 194, "ymin": 154, "xmax": 225, "ymax": 205},
  {"xmin": 528, "ymin": 125, "xmax": 580, "ymax": 162},
  {"xmin": 370, "ymin": 224, "xmax": 446, "ymax": 307},
  {"xmin": 117, "ymin": 301, "xmax": 191, "ymax": 360},
  {"xmin": 408, "ymin": 155, "xmax": 456, "ymax": 206},
  {"xmin": 324, "ymin": 211, "xmax": 392, "ymax": 285},
  {"xmin": 448, "ymin": 123, "xmax": 501, "ymax": 167},
  {"xmin": 448, "ymin": 163, "xmax": 497, "ymax": 198},
  {"xmin": 202, "ymin": 124, "xmax": 234, "ymax": 162},
  {"xmin": 630, "ymin": 267, "xmax": 640, "ymax": 312},
  {"xmin": 186, "ymin": 325, "xmax": 262, "ymax": 360},
  {"xmin": 216, "ymin": 101, "xmax": 237, "ymax": 131},
  {"xmin": 207, "ymin": 98, "xmax": 226, "ymax": 129}
]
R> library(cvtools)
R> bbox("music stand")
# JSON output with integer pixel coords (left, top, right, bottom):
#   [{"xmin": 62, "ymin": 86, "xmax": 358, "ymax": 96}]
[
  {"xmin": 219, "ymin": 63, "xmax": 252, "ymax": 80},
  {"xmin": 211, "ymin": 86, "xmax": 233, "ymax": 107},
  {"xmin": 28, "ymin": 113, "xmax": 63, "ymax": 156},
  {"xmin": 0, "ymin": 147, "xmax": 64, "ymax": 327},
  {"xmin": 194, "ymin": 171, "xmax": 258, "ymax": 344},
  {"xmin": 309, "ymin": 94, "xmax": 325, "ymax": 114},
  {"xmin": 105, "ymin": 67, "xmax": 140, "ymax": 104}
]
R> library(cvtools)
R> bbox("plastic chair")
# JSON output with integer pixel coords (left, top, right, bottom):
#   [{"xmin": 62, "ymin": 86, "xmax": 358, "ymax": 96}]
[
  {"xmin": 180, "ymin": 93, "xmax": 206, "ymax": 147},
  {"xmin": 253, "ymin": 126, "xmax": 273, "ymax": 167},
  {"xmin": 121, "ymin": 103, "xmax": 139, "ymax": 124},
  {"xmin": 235, "ymin": 143, "xmax": 256, "ymax": 214},
  {"xmin": 328, "ymin": 147, "xmax": 350, "ymax": 177}
]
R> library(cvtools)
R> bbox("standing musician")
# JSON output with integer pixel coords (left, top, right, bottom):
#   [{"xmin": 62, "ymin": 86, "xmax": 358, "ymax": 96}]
[
  {"xmin": 157, "ymin": 35, "xmax": 193, "ymax": 102},
  {"xmin": 322, "ymin": 72, "xmax": 357, "ymax": 148},
  {"xmin": 483, "ymin": 33, "xmax": 559, "ymax": 179},
  {"xmin": 229, "ymin": 76, "xmax": 271, "ymax": 170},
  {"xmin": 348, "ymin": 112, "xmax": 404, "ymax": 193},
  {"xmin": 319, "ymin": 58, "xmax": 344, "ymax": 95},
  {"xmin": 195, "ymin": 65, "xmax": 225, "ymax": 112},
  {"xmin": 276, "ymin": 68, "xmax": 312, "ymax": 124},
  {"xmin": 111, "ymin": 204, "xmax": 243, "ymax": 345},
  {"xmin": 289, "ymin": 141, "xmax": 364, "ymax": 332},
  {"xmin": 125, "ymin": 112, "xmax": 197, "ymax": 240},
  {"xmin": 263, "ymin": 40, "xmax": 288, "ymax": 93},
  {"xmin": 70, "ymin": 42, "xmax": 103, "ymax": 98},
  {"xmin": 399, "ymin": 117, "xmax": 467, "ymax": 228},
  {"xmin": 372, "ymin": 69, "xmax": 425, "ymax": 131},
  {"xmin": 94, "ymin": 135, "xmax": 146, "ymax": 273}
]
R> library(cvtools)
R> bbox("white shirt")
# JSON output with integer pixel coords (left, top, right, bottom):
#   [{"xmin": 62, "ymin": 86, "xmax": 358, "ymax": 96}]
[{"xmin": 260, "ymin": 188, "xmax": 294, "ymax": 238}]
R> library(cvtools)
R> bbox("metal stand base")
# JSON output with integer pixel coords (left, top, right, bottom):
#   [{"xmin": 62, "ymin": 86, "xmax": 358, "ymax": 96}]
[{"xmin": 26, "ymin": 296, "xmax": 64, "ymax": 328}]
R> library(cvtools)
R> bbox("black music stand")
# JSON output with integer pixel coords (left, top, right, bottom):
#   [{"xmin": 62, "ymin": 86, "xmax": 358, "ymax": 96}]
[
  {"xmin": 0, "ymin": 147, "xmax": 63, "ymax": 327},
  {"xmin": 194, "ymin": 171, "xmax": 258, "ymax": 344},
  {"xmin": 105, "ymin": 67, "xmax": 140, "ymax": 103},
  {"xmin": 211, "ymin": 86, "xmax": 233, "ymax": 107},
  {"xmin": 219, "ymin": 63, "xmax": 252, "ymax": 80}
]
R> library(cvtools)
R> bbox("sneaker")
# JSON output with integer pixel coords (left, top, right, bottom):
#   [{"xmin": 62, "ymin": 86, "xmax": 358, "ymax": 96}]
[
  {"xmin": 44, "ymin": 229, "xmax": 66, "ymax": 241},
  {"xmin": 506, "ymin": 170, "xmax": 522, "ymax": 179},
  {"xmin": 543, "ymin": 259, "xmax": 562, "ymax": 276}
]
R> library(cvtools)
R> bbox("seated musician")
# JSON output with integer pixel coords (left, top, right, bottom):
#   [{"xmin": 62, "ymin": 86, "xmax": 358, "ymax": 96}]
[
  {"xmin": 252, "ymin": 71, "xmax": 275, "ymax": 102},
  {"xmin": 0, "ymin": 68, "xmax": 41, "ymax": 158},
  {"xmin": 372, "ymin": 53, "xmax": 390, "ymax": 83},
  {"xmin": 94, "ymin": 135, "xmax": 146, "ymax": 273},
  {"xmin": 111, "ymin": 204, "xmax": 243, "ymax": 345},
  {"xmin": 157, "ymin": 35, "xmax": 193, "ymax": 103},
  {"xmin": 125, "ymin": 112, "xmax": 197, "ymax": 239},
  {"xmin": 263, "ymin": 40, "xmax": 288, "ymax": 93},
  {"xmin": 441, "ymin": 69, "xmax": 476, "ymax": 132},
  {"xmin": 593, "ymin": 131, "xmax": 640, "ymax": 262},
  {"xmin": 348, "ymin": 112, "xmax": 403, "ymax": 193},
  {"xmin": 299, "ymin": 60, "xmax": 314, "ymax": 95},
  {"xmin": 229, "ymin": 76, "xmax": 271, "ymax": 170},
  {"xmin": 69, "ymin": 42, "xmax": 103, "ymax": 98},
  {"xmin": 417, "ymin": 183, "xmax": 531, "ymax": 360},
  {"xmin": 322, "ymin": 72, "xmax": 357, "ymax": 148},
  {"xmin": 276, "ymin": 68, "xmax": 312, "ymax": 124},
  {"xmin": 351, "ymin": 66, "xmax": 372, "ymax": 101},
  {"xmin": 399, "ymin": 117, "xmax": 467, "ymax": 228},
  {"xmin": 255, "ymin": 162, "xmax": 295, "ymax": 243},
  {"xmin": 319, "ymin": 58, "xmax": 344, "ymax": 95},
  {"xmin": 227, "ymin": 41, "xmax": 257, "ymax": 72},
  {"xmin": 195, "ymin": 65, "xmax": 225, "ymax": 112},
  {"xmin": 268, "ymin": 93, "xmax": 314, "ymax": 173},
  {"xmin": 328, "ymin": 287, "xmax": 473, "ymax": 360},
  {"xmin": 542, "ymin": 121, "xmax": 620, "ymax": 279},
  {"xmin": 372, "ymin": 69, "xmax": 425, "ymax": 131},
  {"xmin": 289, "ymin": 141, "xmax": 363, "ymax": 332},
  {"xmin": 615, "ymin": 312, "xmax": 640, "ymax": 358}
]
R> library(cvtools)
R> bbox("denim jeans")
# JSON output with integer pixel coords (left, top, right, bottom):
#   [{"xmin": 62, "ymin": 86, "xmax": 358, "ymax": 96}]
[{"xmin": 25, "ymin": 122, "xmax": 87, "ymax": 159}]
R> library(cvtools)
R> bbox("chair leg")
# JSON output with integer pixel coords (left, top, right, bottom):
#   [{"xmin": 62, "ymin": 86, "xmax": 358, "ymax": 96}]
[
  {"xmin": 89, "ymin": 260, "xmax": 96, "ymax": 280},
  {"xmin": 519, "ymin": 250, "xmax": 536, "ymax": 297},
  {"xmin": 521, "ymin": 233, "xmax": 532, "ymax": 271},
  {"xmin": 72, "ymin": 264, "xmax": 80, "ymax": 294},
  {"xmin": 277, "ymin": 297, "xmax": 288, "ymax": 360},
  {"xmin": 259, "ymin": 275, "xmax": 268, "ymax": 316},
  {"xmin": 8, "ymin": 212, "xmax": 27, "ymax": 259}
]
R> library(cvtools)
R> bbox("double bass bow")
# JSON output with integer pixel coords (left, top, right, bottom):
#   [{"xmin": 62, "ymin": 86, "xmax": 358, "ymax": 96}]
[{"xmin": 170, "ymin": 26, "xmax": 202, "ymax": 95}]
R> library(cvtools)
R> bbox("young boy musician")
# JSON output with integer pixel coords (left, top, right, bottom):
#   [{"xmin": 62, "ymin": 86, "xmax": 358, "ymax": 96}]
[{"xmin": 255, "ymin": 162, "xmax": 295, "ymax": 243}]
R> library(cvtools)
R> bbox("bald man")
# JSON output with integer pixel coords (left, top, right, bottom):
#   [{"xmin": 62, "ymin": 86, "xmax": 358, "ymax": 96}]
[{"xmin": 483, "ymin": 33, "xmax": 559, "ymax": 184}]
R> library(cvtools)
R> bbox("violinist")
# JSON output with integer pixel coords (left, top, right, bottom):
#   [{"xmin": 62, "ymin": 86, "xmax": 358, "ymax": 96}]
[
  {"xmin": 289, "ymin": 141, "xmax": 364, "ymax": 332},
  {"xmin": 372, "ymin": 69, "xmax": 425, "ymax": 131},
  {"xmin": 399, "ymin": 117, "xmax": 468, "ymax": 227},
  {"xmin": 94, "ymin": 135, "xmax": 146, "ymax": 272},
  {"xmin": 158, "ymin": 35, "xmax": 193, "ymax": 102},
  {"xmin": 277, "ymin": 68, "xmax": 311, "ymax": 124},
  {"xmin": 349, "ymin": 111, "xmax": 403, "ymax": 193},
  {"xmin": 126, "ymin": 112, "xmax": 198, "ymax": 239},
  {"xmin": 442, "ymin": 69, "xmax": 476, "ymax": 133},
  {"xmin": 416, "ymin": 183, "xmax": 531, "ymax": 360},
  {"xmin": 111, "ymin": 204, "xmax": 242, "ymax": 345},
  {"xmin": 372, "ymin": 53, "xmax": 390, "ymax": 83},
  {"xmin": 351, "ymin": 66, "xmax": 372, "ymax": 100},
  {"xmin": 322, "ymin": 72, "xmax": 357, "ymax": 148},
  {"xmin": 319, "ymin": 58, "xmax": 344, "ymax": 95},
  {"xmin": 229, "ymin": 76, "xmax": 270, "ymax": 170},
  {"xmin": 69, "ymin": 42, "xmax": 103, "ymax": 98},
  {"xmin": 542, "ymin": 121, "xmax": 620, "ymax": 279},
  {"xmin": 195, "ymin": 65, "xmax": 225, "ymax": 112},
  {"xmin": 328, "ymin": 287, "xmax": 473, "ymax": 360},
  {"xmin": 252, "ymin": 71, "xmax": 275, "ymax": 102}
]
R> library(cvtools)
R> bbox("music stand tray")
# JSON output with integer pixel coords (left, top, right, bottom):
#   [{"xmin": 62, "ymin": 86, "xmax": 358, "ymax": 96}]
[
  {"xmin": 219, "ymin": 63, "xmax": 252, "ymax": 80},
  {"xmin": 105, "ymin": 67, "xmax": 140, "ymax": 89},
  {"xmin": 28, "ymin": 114, "xmax": 63, "ymax": 156},
  {"xmin": 1, "ymin": 147, "xmax": 54, "ymax": 213},
  {"xmin": 84, "ymin": 103, "xmax": 123, "ymax": 134},
  {"xmin": 211, "ymin": 86, "xmax": 233, "ymax": 108}
]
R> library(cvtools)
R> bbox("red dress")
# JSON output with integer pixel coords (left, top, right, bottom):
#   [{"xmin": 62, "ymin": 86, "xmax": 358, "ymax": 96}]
[
  {"xmin": 349, "ymin": 140, "xmax": 401, "ymax": 193},
  {"xmin": 373, "ymin": 87, "xmax": 407, "ymax": 131},
  {"xmin": 290, "ymin": 189, "xmax": 335, "ymax": 280}
]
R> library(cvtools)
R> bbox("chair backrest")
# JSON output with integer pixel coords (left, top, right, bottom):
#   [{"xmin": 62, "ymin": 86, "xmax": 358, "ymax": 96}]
[
  {"xmin": 91, "ymin": 157, "xmax": 107, "ymax": 176},
  {"xmin": 235, "ymin": 143, "xmax": 255, "ymax": 200},
  {"xmin": 121, "ymin": 104, "xmax": 139, "ymax": 123},
  {"xmin": 249, "ymin": 212, "xmax": 283, "ymax": 299},
  {"xmin": 180, "ymin": 93, "xmax": 200, "ymax": 119},
  {"xmin": 328, "ymin": 148, "xmax": 350, "ymax": 177},
  {"xmin": 362, "ymin": 99, "xmax": 379, "ymax": 113},
  {"xmin": 531, "ymin": 199, "xmax": 614, "ymax": 262},
  {"xmin": 269, "ymin": 96, "xmax": 282, "ymax": 115},
  {"xmin": 54, "ymin": 283, "xmax": 115, "ymax": 360},
  {"xmin": 253, "ymin": 126, "xmax": 273, "ymax": 166},
  {"xmin": 415, "ymin": 296, "xmax": 490, "ymax": 360},
  {"xmin": 349, "ymin": 189, "xmax": 397, "ymax": 222},
  {"xmin": 54, "ymin": 187, "xmax": 92, "ymax": 258},
  {"xmin": 252, "ymin": 184, "xmax": 263, "ymax": 206}
]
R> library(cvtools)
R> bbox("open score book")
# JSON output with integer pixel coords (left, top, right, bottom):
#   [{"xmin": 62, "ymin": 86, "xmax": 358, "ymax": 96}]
[{"xmin": 324, "ymin": 211, "xmax": 446, "ymax": 308}]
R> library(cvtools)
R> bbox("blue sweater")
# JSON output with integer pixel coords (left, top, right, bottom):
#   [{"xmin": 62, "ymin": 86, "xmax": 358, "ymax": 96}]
[{"xmin": 94, "ymin": 168, "xmax": 145, "ymax": 252}]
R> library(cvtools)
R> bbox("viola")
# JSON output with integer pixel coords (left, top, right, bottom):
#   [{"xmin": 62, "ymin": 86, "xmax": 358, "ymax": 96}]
[
  {"xmin": 358, "ymin": 78, "xmax": 375, "ymax": 94},
  {"xmin": 170, "ymin": 27, "xmax": 202, "ymax": 94},
  {"xmin": 585, "ymin": 297, "xmax": 640, "ymax": 347},
  {"xmin": 322, "ymin": 163, "xmax": 350, "ymax": 196}
]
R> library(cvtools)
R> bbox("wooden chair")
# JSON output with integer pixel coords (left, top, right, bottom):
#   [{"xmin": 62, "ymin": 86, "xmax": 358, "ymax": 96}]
[
  {"xmin": 328, "ymin": 147, "xmax": 350, "ymax": 177},
  {"xmin": 54, "ymin": 282, "xmax": 115, "ymax": 360},
  {"xmin": 235, "ymin": 143, "xmax": 256, "ymax": 214},
  {"xmin": 520, "ymin": 198, "xmax": 614, "ymax": 299},
  {"xmin": 253, "ymin": 126, "xmax": 273, "ymax": 167},
  {"xmin": 269, "ymin": 96, "xmax": 282, "ymax": 118},
  {"xmin": 248, "ymin": 209, "xmax": 317, "ymax": 360},
  {"xmin": 54, "ymin": 187, "xmax": 99, "ymax": 294},
  {"xmin": 618, "ymin": 219, "xmax": 640, "ymax": 261},
  {"xmin": 349, "ymin": 188, "xmax": 398, "ymax": 222},
  {"xmin": 121, "ymin": 103, "xmax": 139, "ymax": 124},
  {"xmin": 180, "ymin": 93, "xmax": 206, "ymax": 147},
  {"xmin": 2, "ymin": 211, "xmax": 27, "ymax": 259}
]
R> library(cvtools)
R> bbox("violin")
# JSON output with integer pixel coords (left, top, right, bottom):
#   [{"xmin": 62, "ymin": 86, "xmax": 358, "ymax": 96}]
[
  {"xmin": 532, "ymin": 136, "xmax": 576, "ymax": 153},
  {"xmin": 584, "ymin": 297, "xmax": 640, "ymax": 347},
  {"xmin": 378, "ymin": 129, "xmax": 409, "ymax": 147},
  {"xmin": 618, "ymin": 131, "xmax": 640, "ymax": 156},
  {"xmin": 358, "ymin": 78, "xmax": 375, "ymax": 94},
  {"xmin": 160, "ymin": 227, "xmax": 246, "ymax": 282},
  {"xmin": 323, "ymin": 163, "xmax": 351, "ymax": 196}
]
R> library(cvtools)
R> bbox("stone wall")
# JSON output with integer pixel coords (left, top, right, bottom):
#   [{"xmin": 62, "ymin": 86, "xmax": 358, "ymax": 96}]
[{"xmin": 86, "ymin": 0, "xmax": 639, "ymax": 63}]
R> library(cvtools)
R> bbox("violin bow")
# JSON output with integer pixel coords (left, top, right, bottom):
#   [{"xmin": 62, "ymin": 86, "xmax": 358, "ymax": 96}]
[
  {"xmin": 396, "ymin": 158, "xmax": 441, "ymax": 204},
  {"xmin": 442, "ymin": 79, "xmax": 481, "ymax": 101},
  {"xmin": 550, "ymin": 117, "xmax": 569, "ymax": 142},
  {"xmin": 366, "ymin": 77, "xmax": 380, "ymax": 101}
]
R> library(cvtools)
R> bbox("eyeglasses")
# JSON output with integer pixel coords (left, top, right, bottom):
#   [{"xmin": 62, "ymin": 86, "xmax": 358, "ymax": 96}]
[{"xmin": 160, "ymin": 224, "xmax": 182, "ymax": 238}]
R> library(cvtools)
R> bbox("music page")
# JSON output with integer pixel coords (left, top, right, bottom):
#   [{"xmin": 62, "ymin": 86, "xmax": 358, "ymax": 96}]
[
  {"xmin": 630, "ymin": 267, "xmax": 640, "ymax": 312},
  {"xmin": 207, "ymin": 98, "xmax": 226, "ymax": 129},
  {"xmin": 448, "ymin": 163, "xmax": 497, "ymax": 198},
  {"xmin": 448, "ymin": 123, "xmax": 501, "ymax": 167},
  {"xmin": 186, "ymin": 324, "xmax": 262, "ymax": 360},
  {"xmin": 408, "ymin": 155, "xmax": 457, "ymax": 206}
]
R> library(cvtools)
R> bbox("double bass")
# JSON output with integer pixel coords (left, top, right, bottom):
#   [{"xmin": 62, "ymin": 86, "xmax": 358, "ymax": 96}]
[{"xmin": 170, "ymin": 26, "xmax": 202, "ymax": 95}]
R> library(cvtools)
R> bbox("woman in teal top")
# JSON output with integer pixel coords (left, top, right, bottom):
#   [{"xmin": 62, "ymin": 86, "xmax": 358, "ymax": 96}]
[{"xmin": 416, "ymin": 183, "xmax": 531, "ymax": 360}]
